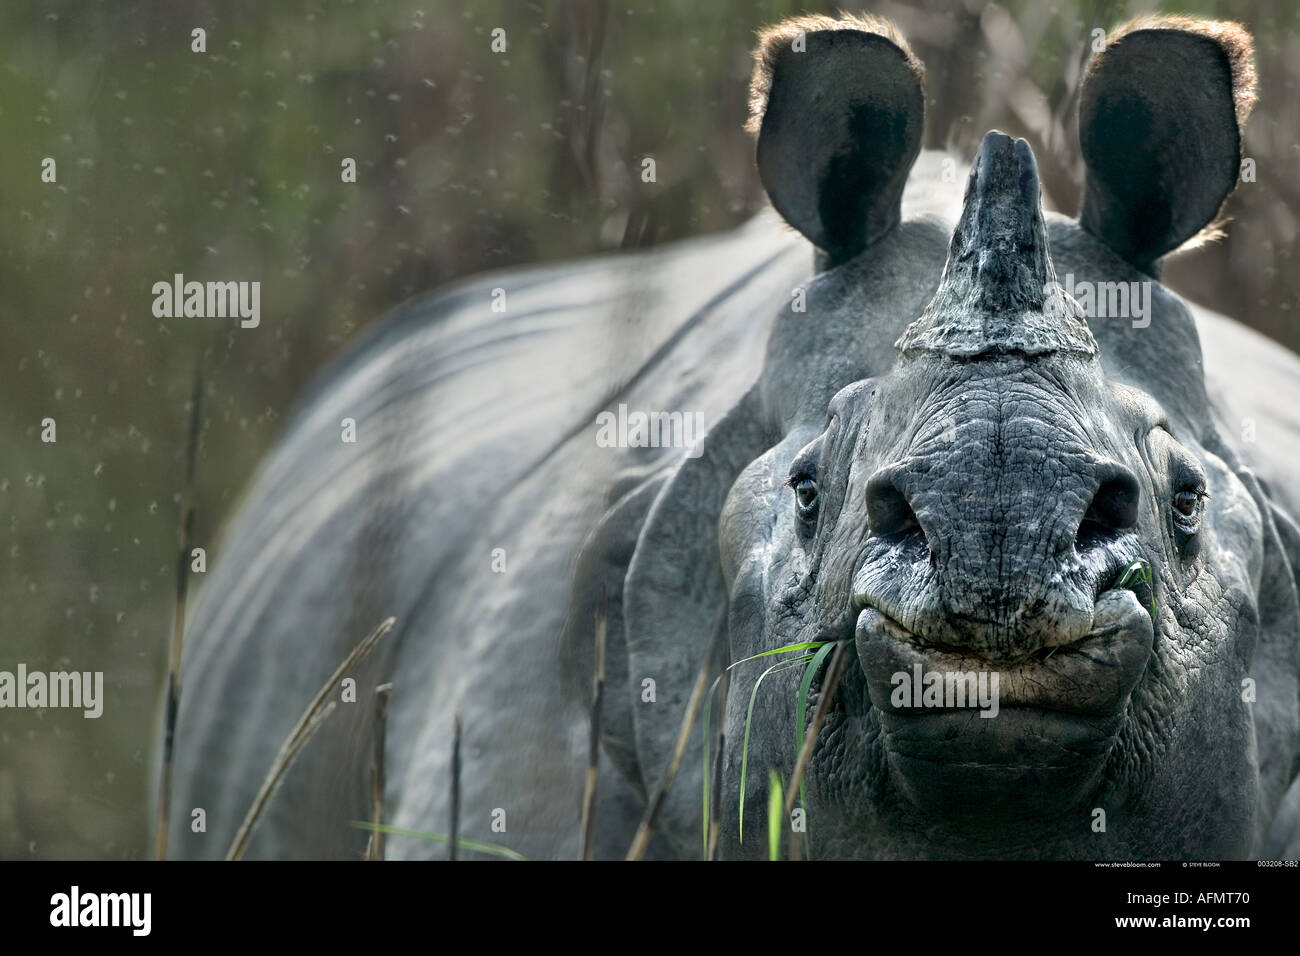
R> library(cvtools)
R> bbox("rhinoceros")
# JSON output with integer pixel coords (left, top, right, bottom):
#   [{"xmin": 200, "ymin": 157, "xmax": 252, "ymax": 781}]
[{"xmin": 168, "ymin": 13, "xmax": 1300, "ymax": 860}]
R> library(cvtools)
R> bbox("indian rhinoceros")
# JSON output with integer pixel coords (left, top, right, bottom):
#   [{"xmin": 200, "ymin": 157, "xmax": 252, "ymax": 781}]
[{"xmin": 167, "ymin": 13, "xmax": 1300, "ymax": 860}]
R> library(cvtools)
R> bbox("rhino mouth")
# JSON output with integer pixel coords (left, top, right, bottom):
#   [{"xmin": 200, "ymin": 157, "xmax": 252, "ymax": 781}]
[
  {"xmin": 849, "ymin": 584, "xmax": 1155, "ymax": 819},
  {"xmin": 854, "ymin": 586, "xmax": 1154, "ymax": 718}
]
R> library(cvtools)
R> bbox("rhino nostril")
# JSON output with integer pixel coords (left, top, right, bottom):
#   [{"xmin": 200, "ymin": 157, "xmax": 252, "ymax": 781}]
[
  {"xmin": 865, "ymin": 471, "xmax": 920, "ymax": 538},
  {"xmin": 1076, "ymin": 463, "xmax": 1141, "ymax": 550}
]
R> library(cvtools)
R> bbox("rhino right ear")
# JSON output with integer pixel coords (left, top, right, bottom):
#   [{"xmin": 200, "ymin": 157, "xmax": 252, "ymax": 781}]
[
  {"xmin": 749, "ymin": 14, "xmax": 925, "ymax": 266},
  {"xmin": 1078, "ymin": 17, "xmax": 1257, "ymax": 273}
]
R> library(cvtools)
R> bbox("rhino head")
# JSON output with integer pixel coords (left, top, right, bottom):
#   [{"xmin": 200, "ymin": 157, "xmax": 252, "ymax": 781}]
[{"xmin": 616, "ymin": 15, "xmax": 1300, "ymax": 859}]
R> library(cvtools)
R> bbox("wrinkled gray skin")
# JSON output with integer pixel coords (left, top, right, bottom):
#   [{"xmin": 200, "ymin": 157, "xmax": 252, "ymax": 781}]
[{"xmin": 168, "ymin": 20, "xmax": 1300, "ymax": 860}]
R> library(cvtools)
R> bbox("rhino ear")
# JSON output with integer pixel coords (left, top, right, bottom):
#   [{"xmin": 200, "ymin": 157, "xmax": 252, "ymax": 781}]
[
  {"xmin": 1078, "ymin": 17, "xmax": 1257, "ymax": 272},
  {"xmin": 749, "ymin": 14, "xmax": 925, "ymax": 266},
  {"xmin": 622, "ymin": 388, "xmax": 772, "ymax": 852}
]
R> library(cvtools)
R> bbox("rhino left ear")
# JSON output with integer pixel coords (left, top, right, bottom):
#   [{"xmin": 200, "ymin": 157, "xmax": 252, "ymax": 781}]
[
  {"xmin": 1078, "ymin": 17, "xmax": 1257, "ymax": 272},
  {"xmin": 749, "ymin": 14, "xmax": 925, "ymax": 266}
]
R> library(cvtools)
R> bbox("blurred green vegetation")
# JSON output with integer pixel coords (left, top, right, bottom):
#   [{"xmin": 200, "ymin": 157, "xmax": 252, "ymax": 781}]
[{"xmin": 0, "ymin": 0, "xmax": 1295, "ymax": 858}]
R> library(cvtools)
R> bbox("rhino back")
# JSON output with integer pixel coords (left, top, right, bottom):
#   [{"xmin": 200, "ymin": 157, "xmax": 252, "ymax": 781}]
[{"xmin": 168, "ymin": 211, "xmax": 811, "ymax": 859}]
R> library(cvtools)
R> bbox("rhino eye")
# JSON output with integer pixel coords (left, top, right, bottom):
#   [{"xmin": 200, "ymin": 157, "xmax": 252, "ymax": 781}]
[
  {"xmin": 1172, "ymin": 486, "xmax": 1206, "ymax": 533},
  {"xmin": 789, "ymin": 475, "xmax": 819, "ymax": 517}
]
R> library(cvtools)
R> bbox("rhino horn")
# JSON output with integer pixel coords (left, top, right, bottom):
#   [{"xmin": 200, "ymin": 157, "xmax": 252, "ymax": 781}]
[{"xmin": 895, "ymin": 130, "xmax": 1097, "ymax": 359}]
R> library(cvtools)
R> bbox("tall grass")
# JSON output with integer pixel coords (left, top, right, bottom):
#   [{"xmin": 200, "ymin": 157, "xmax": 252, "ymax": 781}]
[
  {"xmin": 738, "ymin": 654, "xmax": 814, "ymax": 844},
  {"xmin": 351, "ymin": 822, "xmax": 527, "ymax": 861},
  {"xmin": 697, "ymin": 638, "xmax": 849, "ymax": 855},
  {"xmin": 153, "ymin": 371, "xmax": 202, "ymax": 861},
  {"xmin": 226, "ymin": 616, "xmax": 394, "ymax": 860},
  {"xmin": 767, "ymin": 770, "xmax": 783, "ymax": 861}
]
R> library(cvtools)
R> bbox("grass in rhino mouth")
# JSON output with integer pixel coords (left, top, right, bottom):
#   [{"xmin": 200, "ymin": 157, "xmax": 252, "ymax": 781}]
[
  {"xmin": 703, "ymin": 638, "xmax": 842, "ymax": 860},
  {"xmin": 1113, "ymin": 558, "xmax": 1157, "ymax": 623}
]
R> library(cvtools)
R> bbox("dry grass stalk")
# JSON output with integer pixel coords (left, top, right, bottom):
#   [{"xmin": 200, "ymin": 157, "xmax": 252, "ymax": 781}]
[
  {"xmin": 365, "ymin": 682, "xmax": 393, "ymax": 861},
  {"xmin": 625, "ymin": 619, "xmax": 725, "ymax": 861},
  {"xmin": 578, "ymin": 612, "xmax": 607, "ymax": 860},
  {"xmin": 783, "ymin": 641, "xmax": 850, "ymax": 861},
  {"xmin": 154, "ymin": 371, "xmax": 202, "ymax": 861},
  {"xmin": 449, "ymin": 715, "xmax": 462, "ymax": 861},
  {"xmin": 226, "ymin": 616, "xmax": 395, "ymax": 860}
]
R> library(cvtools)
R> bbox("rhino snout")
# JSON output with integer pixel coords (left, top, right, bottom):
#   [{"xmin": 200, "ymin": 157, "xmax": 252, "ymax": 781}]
[{"xmin": 855, "ymin": 452, "xmax": 1147, "ymax": 664}]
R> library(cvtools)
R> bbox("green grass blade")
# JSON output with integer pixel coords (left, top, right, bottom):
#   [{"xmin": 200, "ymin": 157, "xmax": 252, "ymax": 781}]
[
  {"xmin": 1115, "ymin": 558, "xmax": 1144, "ymax": 589},
  {"xmin": 727, "ymin": 641, "xmax": 827, "ymax": 672},
  {"xmin": 794, "ymin": 641, "xmax": 835, "ymax": 833},
  {"xmin": 350, "ymin": 821, "xmax": 527, "ymax": 861},
  {"xmin": 767, "ymin": 770, "xmax": 783, "ymax": 861},
  {"xmin": 739, "ymin": 655, "xmax": 812, "ymax": 844},
  {"xmin": 1115, "ymin": 558, "xmax": 1157, "ymax": 622}
]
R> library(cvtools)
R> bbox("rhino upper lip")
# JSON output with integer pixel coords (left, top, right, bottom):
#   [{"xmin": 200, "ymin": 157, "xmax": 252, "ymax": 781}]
[
  {"xmin": 856, "ymin": 597, "xmax": 1107, "ymax": 660},
  {"xmin": 853, "ymin": 588, "xmax": 1155, "ymax": 718}
]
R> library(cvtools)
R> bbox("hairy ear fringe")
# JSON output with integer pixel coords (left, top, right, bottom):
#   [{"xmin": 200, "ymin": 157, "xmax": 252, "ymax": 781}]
[
  {"xmin": 1087, "ymin": 16, "xmax": 1257, "ymax": 129},
  {"xmin": 746, "ymin": 13, "xmax": 924, "ymax": 134},
  {"xmin": 1088, "ymin": 16, "xmax": 1257, "ymax": 259}
]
